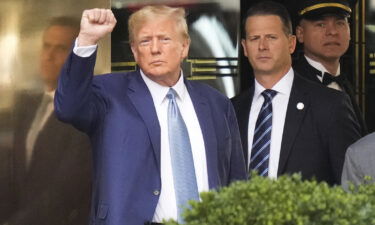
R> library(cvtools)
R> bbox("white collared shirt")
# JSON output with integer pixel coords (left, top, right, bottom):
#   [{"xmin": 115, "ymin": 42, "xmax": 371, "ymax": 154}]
[
  {"xmin": 140, "ymin": 71, "xmax": 208, "ymax": 222},
  {"xmin": 248, "ymin": 68, "xmax": 293, "ymax": 178},
  {"xmin": 304, "ymin": 55, "xmax": 342, "ymax": 91}
]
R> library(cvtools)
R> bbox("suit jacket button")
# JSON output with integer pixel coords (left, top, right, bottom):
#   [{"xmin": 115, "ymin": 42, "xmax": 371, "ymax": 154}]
[{"xmin": 153, "ymin": 190, "xmax": 160, "ymax": 196}]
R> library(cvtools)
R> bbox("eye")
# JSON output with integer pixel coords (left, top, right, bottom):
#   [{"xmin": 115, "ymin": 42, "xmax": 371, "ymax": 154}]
[
  {"xmin": 267, "ymin": 35, "xmax": 277, "ymax": 40},
  {"xmin": 248, "ymin": 36, "xmax": 259, "ymax": 41},
  {"xmin": 57, "ymin": 45, "xmax": 68, "ymax": 51},
  {"xmin": 336, "ymin": 20, "xmax": 347, "ymax": 27},
  {"xmin": 42, "ymin": 43, "xmax": 51, "ymax": 49},
  {"xmin": 139, "ymin": 39, "xmax": 150, "ymax": 46},
  {"xmin": 313, "ymin": 21, "xmax": 326, "ymax": 28},
  {"xmin": 161, "ymin": 37, "xmax": 171, "ymax": 43}
]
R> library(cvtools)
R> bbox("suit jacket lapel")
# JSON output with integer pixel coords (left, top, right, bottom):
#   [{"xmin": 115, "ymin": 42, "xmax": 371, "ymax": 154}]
[
  {"xmin": 127, "ymin": 71, "xmax": 161, "ymax": 171},
  {"xmin": 278, "ymin": 74, "xmax": 310, "ymax": 175},
  {"xmin": 186, "ymin": 81, "xmax": 218, "ymax": 189},
  {"xmin": 340, "ymin": 76, "xmax": 367, "ymax": 135},
  {"xmin": 235, "ymin": 87, "xmax": 254, "ymax": 166},
  {"xmin": 28, "ymin": 113, "xmax": 56, "ymax": 174},
  {"xmin": 299, "ymin": 56, "xmax": 322, "ymax": 84},
  {"xmin": 14, "ymin": 93, "xmax": 42, "ymax": 188}
]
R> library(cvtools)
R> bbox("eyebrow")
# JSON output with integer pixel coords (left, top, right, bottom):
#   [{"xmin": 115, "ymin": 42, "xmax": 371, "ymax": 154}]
[{"xmin": 247, "ymin": 33, "xmax": 278, "ymax": 37}]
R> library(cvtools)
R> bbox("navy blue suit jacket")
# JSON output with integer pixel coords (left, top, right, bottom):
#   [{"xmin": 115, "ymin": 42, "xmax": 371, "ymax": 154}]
[{"xmin": 55, "ymin": 51, "xmax": 247, "ymax": 225}]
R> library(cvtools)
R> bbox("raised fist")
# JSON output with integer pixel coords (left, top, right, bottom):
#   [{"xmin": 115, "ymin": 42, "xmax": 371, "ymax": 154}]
[{"xmin": 77, "ymin": 8, "xmax": 117, "ymax": 46}]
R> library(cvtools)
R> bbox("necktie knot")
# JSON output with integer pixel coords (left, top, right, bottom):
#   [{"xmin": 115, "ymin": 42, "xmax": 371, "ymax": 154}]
[
  {"xmin": 166, "ymin": 88, "xmax": 177, "ymax": 101},
  {"xmin": 261, "ymin": 89, "xmax": 277, "ymax": 102},
  {"xmin": 167, "ymin": 88, "xmax": 179, "ymax": 117}
]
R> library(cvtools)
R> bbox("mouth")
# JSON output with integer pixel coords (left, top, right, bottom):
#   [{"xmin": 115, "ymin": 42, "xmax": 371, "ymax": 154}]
[
  {"xmin": 323, "ymin": 42, "xmax": 340, "ymax": 47},
  {"xmin": 256, "ymin": 56, "xmax": 271, "ymax": 61},
  {"xmin": 150, "ymin": 60, "xmax": 164, "ymax": 66}
]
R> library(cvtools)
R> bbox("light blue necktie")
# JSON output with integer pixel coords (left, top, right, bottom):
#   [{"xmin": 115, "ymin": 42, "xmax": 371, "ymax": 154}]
[
  {"xmin": 167, "ymin": 88, "xmax": 199, "ymax": 223},
  {"xmin": 250, "ymin": 89, "xmax": 277, "ymax": 176}
]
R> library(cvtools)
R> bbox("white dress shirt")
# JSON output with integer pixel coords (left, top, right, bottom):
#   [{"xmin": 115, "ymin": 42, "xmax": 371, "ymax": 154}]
[
  {"xmin": 72, "ymin": 41, "xmax": 209, "ymax": 222},
  {"xmin": 248, "ymin": 68, "xmax": 293, "ymax": 178},
  {"xmin": 304, "ymin": 55, "xmax": 342, "ymax": 91},
  {"xmin": 141, "ymin": 71, "xmax": 208, "ymax": 222}
]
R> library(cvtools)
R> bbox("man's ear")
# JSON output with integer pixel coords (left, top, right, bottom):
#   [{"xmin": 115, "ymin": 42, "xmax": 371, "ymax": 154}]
[
  {"xmin": 181, "ymin": 38, "xmax": 190, "ymax": 59},
  {"xmin": 241, "ymin": 39, "xmax": 248, "ymax": 57},
  {"xmin": 130, "ymin": 43, "xmax": 138, "ymax": 62},
  {"xmin": 295, "ymin": 25, "xmax": 304, "ymax": 44},
  {"xmin": 289, "ymin": 35, "xmax": 297, "ymax": 54}
]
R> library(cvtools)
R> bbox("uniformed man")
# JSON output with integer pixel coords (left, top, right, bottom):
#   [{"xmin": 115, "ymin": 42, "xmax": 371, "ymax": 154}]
[{"xmin": 293, "ymin": 0, "xmax": 367, "ymax": 135}]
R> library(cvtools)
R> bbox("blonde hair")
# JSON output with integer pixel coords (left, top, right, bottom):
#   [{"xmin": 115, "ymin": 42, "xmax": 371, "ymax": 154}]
[{"xmin": 128, "ymin": 5, "xmax": 189, "ymax": 43}]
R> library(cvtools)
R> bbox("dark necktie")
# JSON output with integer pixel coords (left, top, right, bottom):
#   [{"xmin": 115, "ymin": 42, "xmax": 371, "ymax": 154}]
[
  {"xmin": 166, "ymin": 88, "xmax": 199, "ymax": 223},
  {"xmin": 250, "ymin": 89, "xmax": 277, "ymax": 176},
  {"xmin": 322, "ymin": 72, "xmax": 346, "ymax": 87}
]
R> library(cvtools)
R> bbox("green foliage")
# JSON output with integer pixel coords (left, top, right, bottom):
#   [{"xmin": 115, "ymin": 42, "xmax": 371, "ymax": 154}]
[{"xmin": 165, "ymin": 174, "xmax": 375, "ymax": 225}]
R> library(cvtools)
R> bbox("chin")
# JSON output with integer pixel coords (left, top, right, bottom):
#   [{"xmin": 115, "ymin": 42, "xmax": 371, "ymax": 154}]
[
  {"xmin": 145, "ymin": 72, "xmax": 165, "ymax": 79},
  {"xmin": 42, "ymin": 74, "xmax": 58, "ymax": 83},
  {"xmin": 322, "ymin": 53, "xmax": 343, "ymax": 60}
]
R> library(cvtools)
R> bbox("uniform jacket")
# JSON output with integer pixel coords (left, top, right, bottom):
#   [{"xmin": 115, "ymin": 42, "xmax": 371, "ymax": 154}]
[{"xmin": 293, "ymin": 55, "xmax": 367, "ymax": 135}]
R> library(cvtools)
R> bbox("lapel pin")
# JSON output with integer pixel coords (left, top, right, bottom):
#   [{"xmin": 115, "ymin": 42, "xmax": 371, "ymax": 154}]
[{"xmin": 297, "ymin": 102, "xmax": 304, "ymax": 110}]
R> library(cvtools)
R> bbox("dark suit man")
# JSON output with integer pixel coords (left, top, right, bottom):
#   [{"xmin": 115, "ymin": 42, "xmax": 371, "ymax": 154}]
[
  {"xmin": 232, "ymin": 1, "xmax": 360, "ymax": 185},
  {"xmin": 6, "ymin": 17, "xmax": 91, "ymax": 225},
  {"xmin": 293, "ymin": 0, "xmax": 366, "ymax": 135},
  {"xmin": 55, "ymin": 6, "xmax": 246, "ymax": 225}
]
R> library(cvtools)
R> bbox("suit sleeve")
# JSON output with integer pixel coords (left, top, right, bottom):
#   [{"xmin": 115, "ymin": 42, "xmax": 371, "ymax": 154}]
[
  {"xmin": 341, "ymin": 145, "xmax": 363, "ymax": 190},
  {"xmin": 327, "ymin": 94, "xmax": 361, "ymax": 184},
  {"xmin": 227, "ymin": 100, "xmax": 248, "ymax": 182},
  {"xmin": 54, "ymin": 50, "xmax": 106, "ymax": 133}
]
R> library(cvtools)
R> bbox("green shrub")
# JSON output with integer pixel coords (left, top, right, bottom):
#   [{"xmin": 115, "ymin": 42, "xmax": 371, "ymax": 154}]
[{"xmin": 165, "ymin": 174, "xmax": 375, "ymax": 225}]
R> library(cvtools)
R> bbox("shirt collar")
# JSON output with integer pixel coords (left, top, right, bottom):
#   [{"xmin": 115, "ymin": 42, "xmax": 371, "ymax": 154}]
[
  {"xmin": 304, "ymin": 55, "xmax": 340, "ymax": 76},
  {"xmin": 140, "ymin": 69, "xmax": 187, "ymax": 105},
  {"xmin": 45, "ymin": 90, "xmax": 55, "ymax": 100},
  {"xmin": 253, "ymin": 67, "xmax": 294, "ymax": 100}
]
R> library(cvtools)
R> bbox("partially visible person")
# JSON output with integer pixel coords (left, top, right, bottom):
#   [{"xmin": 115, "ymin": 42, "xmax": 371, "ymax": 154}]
[
  {"xmin": 0, "ymin": 115, "xmax": 13, "ymax": 223},
  {"xmin": 342, "ymin": 132, "xmax": 375, "ymax": 189},
  {"xmin": 293, "ymin": 0, "xmax": 366, "ymax": 135},
  {"xmin": 54, "ymin": 5, "xmax": 246, "ymax": 225},
  {"xmin": 232, "ymin": 1, "xmax": 360, "ymax": 185},
  {"xmin": 6, "ymin": 17, "xmax": 92, "ymax": 225}
]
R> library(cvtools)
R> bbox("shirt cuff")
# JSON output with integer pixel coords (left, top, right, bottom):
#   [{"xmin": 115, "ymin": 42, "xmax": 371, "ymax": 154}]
[{"xmin": 73, "ymin": 38, "xmax": 97, "ymax": 57}]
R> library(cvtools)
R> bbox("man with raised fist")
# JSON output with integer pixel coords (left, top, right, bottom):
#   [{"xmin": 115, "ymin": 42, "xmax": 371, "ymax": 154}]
[{"xmin": 55, "ymin": 6, "xmax": 246, "ymax": 225}]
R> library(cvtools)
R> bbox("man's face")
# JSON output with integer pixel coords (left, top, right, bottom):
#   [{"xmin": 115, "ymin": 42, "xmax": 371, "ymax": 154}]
[
  {"xmin": 130, "ymin": 17, "xmax": 189, "ymax": 86},
  {"xmin": 296, "ymin": 15, "xmax": 350, "ymax": 63},
  {"xmin": 40, "ymin": 25, "xmax": 77, "ymax": 89},
  {"xmin": 241, "ymin": 15, "xmax": 296, "ymax": 77}
]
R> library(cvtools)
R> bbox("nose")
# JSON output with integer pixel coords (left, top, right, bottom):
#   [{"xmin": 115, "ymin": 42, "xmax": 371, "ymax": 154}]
[
  {"xmin": 258, "ymin": 37, "xmax": 269, "ymax": 51},
  {"xmin": 150, "ymin": 39, "xmax": 161, "ymax": 54},
  {"xmin": 325, "ymin": 22, "xmax": 338, "ymax": 36},
  {"xmin": 42, "ymin": 47, "xmax": 55, "ymax": 61}
]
